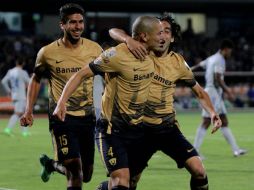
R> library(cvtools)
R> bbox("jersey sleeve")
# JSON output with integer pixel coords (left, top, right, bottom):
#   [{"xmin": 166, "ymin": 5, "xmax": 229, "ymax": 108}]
[
  {"xmin": 178, "ymin": 60, "xmax": 197, "ymax": 87},
  {"xmin": 89, "ymin": 47, "xmax": 119, "ymax": 75},
  {"xmin": 34, "ymin": 47, "xmax": 49, "ymax": 79}
]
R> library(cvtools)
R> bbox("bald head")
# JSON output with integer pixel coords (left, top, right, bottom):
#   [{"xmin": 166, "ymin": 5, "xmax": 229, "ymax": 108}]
[{"xmin": 132, "ymin": 16, "xmax": 160, "ymax": 39}]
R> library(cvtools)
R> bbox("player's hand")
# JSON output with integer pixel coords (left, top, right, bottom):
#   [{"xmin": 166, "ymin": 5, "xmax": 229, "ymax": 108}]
[
  {"xmin": 53, "ymin": 102, "xmax": 66, "ymax": 122},
  {"xmin": 125, "ymin": 36, "xmax": 147, "ymax": 61},
  {"xmin": 210, "ymin": 113, "xmax": 222, "ymax": 134},
  {"xmin": 20, "ymin": 112, "xmax": 34, "ymax": 127}
]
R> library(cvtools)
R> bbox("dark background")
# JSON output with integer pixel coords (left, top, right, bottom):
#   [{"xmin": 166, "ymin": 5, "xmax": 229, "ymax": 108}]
[{"xmin": 1, "ymin": 0, "xmax": 254, "ymax": 15}]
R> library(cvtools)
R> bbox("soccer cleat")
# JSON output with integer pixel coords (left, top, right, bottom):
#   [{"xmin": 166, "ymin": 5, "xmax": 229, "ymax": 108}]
[
  {"xmin": 3, "ymin": 128, "xmax": 14, "ymax": 137},
  {"xmin": 22, "ymin": 131, "xmax": 31, "ymax": 137},
  {"xmin": 233, "ymin": 149, "xmax": 247, "ymax": 157},
  {"xmin": 39, "ymin": 154, "xmax": 53, "ymax": 182}
]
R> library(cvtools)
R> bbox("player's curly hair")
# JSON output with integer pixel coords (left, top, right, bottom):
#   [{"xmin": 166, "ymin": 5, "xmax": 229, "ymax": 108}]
[
  {"xmin": 59, "ymin": 3, "xmax": 85, "ymax": 24},
  {"xmin": 158, "ymin": 12, "xmax": 182, "ymax": 47}
]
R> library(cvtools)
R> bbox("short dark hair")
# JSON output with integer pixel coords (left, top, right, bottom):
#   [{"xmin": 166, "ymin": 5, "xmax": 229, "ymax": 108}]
[
  {"xmin": 59, "ymin": 3, "xmax": 85, "ymax": 23},
  {"xmin": 220, "ymin": 39, "xmax": 234, "ymax": 50},
  {"xmin": 159, "ymin": 12, "xmax": 182, "ymax": 43}
]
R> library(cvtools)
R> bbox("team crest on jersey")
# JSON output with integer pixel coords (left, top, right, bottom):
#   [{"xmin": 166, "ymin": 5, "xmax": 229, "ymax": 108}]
[
  {"xmin": 109, "ymin": 158, "xmax": 117, "ymax": 166},
  {"xmin": 94, "ymin": 47, "xmax": 116, "ymax": 65},
  {"xmin": 103, "ymin": 47, "xmax": 116, "ymax": 58},
  {"xmin": 61, "ymin": 147, "xmax": 68, "ymax": 155}
]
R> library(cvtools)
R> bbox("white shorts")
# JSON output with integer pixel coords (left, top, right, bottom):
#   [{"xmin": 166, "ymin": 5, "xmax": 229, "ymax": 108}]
[
  {"xmin": 202, "ymin": 87, "xmax": 227, "ymax": 117},
  {"xmin": 13, "ymin": 100, "xmax": 26, "ymax": 113}
]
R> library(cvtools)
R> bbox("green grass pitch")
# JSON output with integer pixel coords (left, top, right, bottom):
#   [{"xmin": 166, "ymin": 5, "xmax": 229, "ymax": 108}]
[{"xmin": 0, "ymin": 111, "xmax": 253, "ymax": 190}]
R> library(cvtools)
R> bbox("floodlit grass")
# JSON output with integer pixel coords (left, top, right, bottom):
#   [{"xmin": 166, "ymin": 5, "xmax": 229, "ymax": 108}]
[{"xmin": 0, "ymin": 111, "xmax": 253, "ymax": 190}]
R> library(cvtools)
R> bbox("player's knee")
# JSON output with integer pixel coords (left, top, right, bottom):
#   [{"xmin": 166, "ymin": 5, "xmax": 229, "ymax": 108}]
[
  {"xmin": 110, "ymin": 168, "xmax": 130, "ymax": 187},
  {"xmin": 82, "ymin": 166, "xmax": 93, "ymax": 183},
  {"xmin": 186, "ymin": 157, "xmax": 206, "ymax": 178},
  {"xmin": 192, "ymin": 162, "xmax": 206, "ymax": 178}
]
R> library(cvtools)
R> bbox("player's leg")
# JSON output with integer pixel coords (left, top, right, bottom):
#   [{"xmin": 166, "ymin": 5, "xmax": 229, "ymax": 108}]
[
  {"xmin": 63, "ymin": 157, "xmax": 83, "ymax": 189},
  {"xmin": 185, "ymin": 156, "xmax": 208, "ymax": 190},
  {"xmin": 127, "ymin": 130, "xmax": 155, "ymax": 190},
  {"xmin": 194, "ymin": 87, "xmax": 219, "ymax": 157},
  {"xmin": 49, "ymin": 115, "xmax": 84, "ymax": 189},
  {"xmin": 39, "ymin": 153, "xmax": 66, "ymax": 182},
  {"xmin": 159, "ymin": 125, "xmax": 208, "ymax": 190},
  {"xmin": 95, "ymin": 119, "xmax": 130, "ymax": 189},
  {"xmin": 3, "ymin": 101, "xmax": 20, "ymax": 136},
  {"xmin": 18, "ymin": 100, "xmax": 31, "ymax": 137},
  {"xmin": 79, "ymin": 115, "xmax": 95, "ymax": 183},
  {"xmin": 219, "ymin": 114, "xmax": 247, "ymax": 156},
  {"xmin": 95, "ymin": 174, "xmax": 140, "ymax": 190},
  {"xmin": 193, "ymin": 117, "xmax": 211, "ymax": 154}
]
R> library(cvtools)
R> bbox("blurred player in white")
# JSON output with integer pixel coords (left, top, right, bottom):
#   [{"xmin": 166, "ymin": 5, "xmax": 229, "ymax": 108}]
[
  {"xmin": 193, "ymin": 39, "xmax": 247, "ymax": 157},
  {"xmin": 2, "ymin": 56, "xmax": 30, "ymax": 137}
]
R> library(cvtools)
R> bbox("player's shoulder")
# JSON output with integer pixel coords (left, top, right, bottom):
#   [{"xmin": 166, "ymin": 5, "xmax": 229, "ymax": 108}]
[
  {"xmin": 169, "ymin": 51, "xmax": 187, "ymax": 66},
  {"xmin": 82, "ymin": 38, "xmax": 102, "ymax": 50},
  {"xmin": 102, "ymin": 43, "xmax": 126, "ymax": 58},
  {"xmin": 37, "ymin": 40, "xmax": 57, "ymax": 56},
  {"xmin": 114, "ymin": 43, "xmax": 134, "ymax": 56},
  {"xmin": 169, "ymin": 51, "xmax": 185, "ymax": 60}
]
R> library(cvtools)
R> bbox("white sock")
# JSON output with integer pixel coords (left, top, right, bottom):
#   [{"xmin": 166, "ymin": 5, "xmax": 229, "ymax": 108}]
[
  {"xmin": 21, "ymin": 126, "xmax": 29, "ymax": 133},
  {"xmin": 193, "ymin": 125, "xmax": 207, "ymax": 152},
  {"xmin": 220, "ymin": 127, "xmax": 239, "ymax": 152},
  {"xmin": 6, "ymin": 114, "xmax": 19, "ymax": 130}
]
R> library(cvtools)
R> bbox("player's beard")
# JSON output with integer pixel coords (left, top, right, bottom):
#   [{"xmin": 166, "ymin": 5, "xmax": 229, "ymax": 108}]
[{"xmin": 66, "ymin": 30, "xmax": 82, "ymax": 45}]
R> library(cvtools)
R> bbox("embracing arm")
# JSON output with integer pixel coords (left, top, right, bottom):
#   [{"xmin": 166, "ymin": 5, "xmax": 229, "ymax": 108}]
[
  {"xmin": 53, "ymin": 66, "xmax": 94, "ymax": 121},
  {"xmin": 191, "ymin": 83, "xmax": 222, "ymax": 133},
  {"xmin": 109, "ymin": 28, "xmax": 147, "ymax": 60}
]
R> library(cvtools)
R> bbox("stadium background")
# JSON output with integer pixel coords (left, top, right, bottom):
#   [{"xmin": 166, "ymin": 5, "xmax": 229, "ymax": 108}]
[{"xmin": 0, "ymin": 0, "xmax": 254, "ymax": 112}]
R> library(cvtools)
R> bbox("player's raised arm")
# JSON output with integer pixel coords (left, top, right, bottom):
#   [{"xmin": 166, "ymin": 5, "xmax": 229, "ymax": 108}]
[
  {"xmin": 109, "ymin": 28, "xmax": 147, "ymax": 60},
  {"xmin": 53, "ymin": 65, "xmax": 94, "ymax": 121}
]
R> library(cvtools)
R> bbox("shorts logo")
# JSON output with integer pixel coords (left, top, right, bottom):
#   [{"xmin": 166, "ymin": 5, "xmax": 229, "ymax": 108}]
[
  {"xmin": 133, "ymin": 67, "xmax": 140, "ymax": 71},
  {"xmin": 187, "ymin": 148, "xmax": 194, "ymax": 153},
  {"xmin": 109, "ymin": 158, "xmax": 117, "ymax": 166},
  {"xmin": 61, "ymin": 147, "xmax": 69, "ymax": 155}
]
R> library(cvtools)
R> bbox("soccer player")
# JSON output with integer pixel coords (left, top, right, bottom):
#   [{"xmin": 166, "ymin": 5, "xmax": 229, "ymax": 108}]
[
  {"xmin": 20, "ymin": 3, "xmax": 102, "ymax": 190},
  {"xmin": 2, "ymin": 56, "xmax": 30, "ymax": 137},
  {"xmin": 192, "ymin": 39, "xmax": 247, "ymax": 157},
  {"xmin": 53, "ymin": 16, "xmax": 165, "ymax": 190},
  {"xmin": 97, "ymin": 13, "xmax": 222, "ymax": 190}
]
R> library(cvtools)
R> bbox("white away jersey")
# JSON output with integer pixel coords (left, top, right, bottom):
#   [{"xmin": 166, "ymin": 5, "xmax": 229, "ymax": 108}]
[
  {"xmin": 1, "ymin": 67, "xmax": 30, "ymax": 100},
  {"xmin": 200, "ymin": 51, "xmax": 225, "ymax": 88}
]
